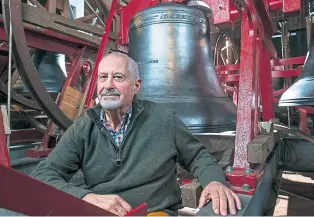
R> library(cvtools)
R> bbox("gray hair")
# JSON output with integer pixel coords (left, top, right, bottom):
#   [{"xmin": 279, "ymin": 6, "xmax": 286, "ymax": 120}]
[{"xmin": 107, "ymin": 52, "xmax": 140, "ymax": 80}]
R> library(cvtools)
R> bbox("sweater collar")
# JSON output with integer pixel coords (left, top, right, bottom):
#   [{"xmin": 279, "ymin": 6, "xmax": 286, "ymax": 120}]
[{"xmin": 87, "ymin": 99, "xmax": 144, "ymax": 126}]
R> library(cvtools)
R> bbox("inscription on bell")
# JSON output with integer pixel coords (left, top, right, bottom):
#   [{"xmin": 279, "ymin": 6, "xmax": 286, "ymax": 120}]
[
  {"xmin": 137, "ymin": 60, "xmax": 158, "ymax": 65},
  {"xmin": 159, "ymin": 13, "xmax": 206, "ymax": 24}
]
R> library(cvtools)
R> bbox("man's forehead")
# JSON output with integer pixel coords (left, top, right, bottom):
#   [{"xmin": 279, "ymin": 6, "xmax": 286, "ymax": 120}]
[
  {"xmin": 100, "ymin": 54, "xmax": 128, "ymax": 65},
  {"xmin": 98, "ymin": 55, "xmax": 129, "ymax": 74}
]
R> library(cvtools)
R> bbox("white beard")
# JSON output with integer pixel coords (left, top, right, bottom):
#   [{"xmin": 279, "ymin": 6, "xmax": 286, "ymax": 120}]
[{"xmin": 99, "ymin": 97, "xmax": 122, "ymax": 110}]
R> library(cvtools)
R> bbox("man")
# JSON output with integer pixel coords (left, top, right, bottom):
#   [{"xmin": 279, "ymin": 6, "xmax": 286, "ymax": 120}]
[{"xmin": 30, "ymin": 52, "xmax": 241, "ymax": 216}]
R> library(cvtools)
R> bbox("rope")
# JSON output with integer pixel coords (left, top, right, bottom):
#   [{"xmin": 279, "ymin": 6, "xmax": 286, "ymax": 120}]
[{"xmin": 7, "ymin": 0, "xmax": 12, "ymax": 150}]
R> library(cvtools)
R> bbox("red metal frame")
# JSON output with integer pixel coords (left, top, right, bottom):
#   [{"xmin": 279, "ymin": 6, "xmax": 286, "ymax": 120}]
[
  {"xmin": 296, "ymin": 106, "xmax": 314, "ymax": 134},
  {"xmin": 0, "ymin": 110, "xmax": 10, "ymax": 167},
  {"xmin": 233, "ymin": 11, "xmax": 259, "ymax": 169},
  {"xmin": 225, "ymin": 167, "xmax": 264, "ymax": 195}
]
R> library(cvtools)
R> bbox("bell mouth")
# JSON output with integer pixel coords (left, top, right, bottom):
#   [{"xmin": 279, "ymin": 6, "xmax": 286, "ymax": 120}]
[{"xmin": 279, "ymin": 76, "xmax": 314, "ymax": 106}]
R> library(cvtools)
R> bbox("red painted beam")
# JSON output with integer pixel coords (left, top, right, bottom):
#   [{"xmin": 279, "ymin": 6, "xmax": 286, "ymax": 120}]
[
  {"xmin": 278, "ymin": 56, "xmax": 306, "ymax": 65},
  {"xmin": 0, "ymin": 111, "xmax": 9, "ymax": 167},
  {"xmin": 296, "ymin": 106, "xmax": 314, "ymax": 114},
  {"xmin": 216, "ymin": 64, "xmax": 240, "ymax": 72},
  {"xmin": 269, "ymin": 0, "xmax": 283, "ymax": 11},
  {"xmin": 259, "ymin": 40, "xmax": 274, "ymax": 121},
  {"xmin": 220, "ymin": 74, "xmax": 239, "ymax": 83},
  {"xmin": 272, "ymin": 68, "xmax": 302, "ymax": 77},
  {"xmin": 273, "ymin": 88, "xmax": 288, "ymax": 96},
  {"xmin": 283, "ymin": 0, "xmax": 301, "ymax": 13},
  {"xmin": 233, "ymin": 12, "xmax": 258, "ymax": 168}
]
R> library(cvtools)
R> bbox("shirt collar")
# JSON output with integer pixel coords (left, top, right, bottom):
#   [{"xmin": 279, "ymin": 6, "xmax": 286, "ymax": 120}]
[{"xmin": 100, "ymin": 106, "xmax": 132, "ymax": 124}]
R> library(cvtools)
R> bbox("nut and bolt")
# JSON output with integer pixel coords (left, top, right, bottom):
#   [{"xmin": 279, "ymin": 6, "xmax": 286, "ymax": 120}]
[
  {"xmin": 242, "ymin": 184, "xmax": 251, "ymax": 191},
  {"xmin": 225, "ymin": 166, "xmax": 233, "ymax": 173},
  {"xmin": 244, "ymin": 168, "xmax": 252, "ymax": 174}
]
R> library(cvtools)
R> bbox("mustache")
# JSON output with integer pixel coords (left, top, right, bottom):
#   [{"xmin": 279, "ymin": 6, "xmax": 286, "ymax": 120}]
[{"xmin": 100, "ymin": 89, "xmax": 121, "ymax": 96}]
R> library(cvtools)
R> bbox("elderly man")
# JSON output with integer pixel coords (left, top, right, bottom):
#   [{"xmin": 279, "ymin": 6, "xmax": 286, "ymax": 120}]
[{"xmin": 30, "ymin": 52, "xmax": 241, "ymax": 216}]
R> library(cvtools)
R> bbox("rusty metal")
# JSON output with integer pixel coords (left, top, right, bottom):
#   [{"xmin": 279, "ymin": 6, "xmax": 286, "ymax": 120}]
[{"xmin": 2, "ymin": 0, "xmax": 72, "ymax": 130}]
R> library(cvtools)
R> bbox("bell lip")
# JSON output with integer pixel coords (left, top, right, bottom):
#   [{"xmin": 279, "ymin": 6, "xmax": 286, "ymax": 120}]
[
  {"xmin": 278, "ymin": 98, "xmax": 314, "ymax": 107},
  {"xmin": 278, "ymin": 77, "xmax": 314, "ymax": 107}
]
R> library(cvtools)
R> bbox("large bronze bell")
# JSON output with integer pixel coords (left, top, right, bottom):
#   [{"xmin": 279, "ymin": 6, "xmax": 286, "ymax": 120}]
[
  {"xmin": 128, "ymin": 2, "xmax": 237, "ymax": 133},
  {"xmin": 14, "ymin": 50, "xmax": 66, "ymax": 94},
  {"xmin": 279, "ymin": 19, "xmax": 314, "ymax": 106}
]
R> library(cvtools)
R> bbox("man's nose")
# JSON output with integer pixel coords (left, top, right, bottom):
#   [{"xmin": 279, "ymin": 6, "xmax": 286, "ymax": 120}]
[{"xmin": 103, "ymin": 77, "xmax": 115, "ymax": 89}]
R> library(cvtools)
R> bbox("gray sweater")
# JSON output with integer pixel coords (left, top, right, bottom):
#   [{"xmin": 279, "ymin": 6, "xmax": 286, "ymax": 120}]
[{"xmin": 30, "ymin": 100, "xmax": 226, "ymax": 215}]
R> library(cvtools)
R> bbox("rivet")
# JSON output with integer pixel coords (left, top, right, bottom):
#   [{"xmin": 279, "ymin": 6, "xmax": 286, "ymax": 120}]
[
  {"xmin": 242, "ymin": 184, "xmax": 251, "ymax": 191},
  {"xmin": 225, "ymin": 166, "xmax": 233, "ymax": 173},
  {"xmin": 244, "ymin": 168, "xmax": 252, "ymax": 174}
]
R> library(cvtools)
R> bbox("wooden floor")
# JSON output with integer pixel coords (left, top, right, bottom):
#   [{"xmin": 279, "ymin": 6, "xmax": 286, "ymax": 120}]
[{"xmin": 274, "ymin": 172, "xmax": 314, "ymax": 216}]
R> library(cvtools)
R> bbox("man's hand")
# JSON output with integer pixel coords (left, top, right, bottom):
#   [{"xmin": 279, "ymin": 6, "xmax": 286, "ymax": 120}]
[
  {"xmin": 198, "ymin": 181, "xmax": 241, "ymax": 216},
  {"xmin": 82, "ymin": 193, "xmax": 132, "ymax": 216}
]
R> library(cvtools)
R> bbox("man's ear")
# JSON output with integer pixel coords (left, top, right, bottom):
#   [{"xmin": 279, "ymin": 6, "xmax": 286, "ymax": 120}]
[{"xmin": 134, "ymin": 79, "xmax": 142, "ymax": 93}]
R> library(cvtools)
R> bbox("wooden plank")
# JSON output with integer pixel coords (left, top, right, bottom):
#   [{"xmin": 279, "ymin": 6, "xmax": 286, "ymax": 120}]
[
  {"xmin": 20, "ymin": 4, "xmax": 100, "ymax": 45},
  {"xmin": 56, "ymin": 0, "xmax": 65, "ymax": 11},
  {"xmin": 62, "ymin": 87, "xmax": 83, "ymax": 108},
  {"xmin": 59, "ymin": 100, "xmax": 78, "ymax": 121},
  {"xmin": 247, "ymin": 134, "xmax": 277, "ymax": 164},
  {"xmin": 91, "ymin": 0, "xmax": 108, "ymax": 17},
  {"xmin": 76, "ymin": 12, "xmax": 105, "ymax": 22},
  {"xmin": 22, "ymin": 2, "xmax": 116, "ymax": 39},
  {"xmin": 0, "ymin": 105, "xmax": 10, "ymax": 135},
  {"xmin": 20, "ymin": 3, "xmax": 116, "ymax": 45},
  {"xmin": 48, "ymin": 0, "xmax": 56, "ymax": 13},
  {"xmin": 61, "ymin": 0, "xmax": 69, "ymax": 18},
  {"xmin": 28, "ymin": 0, "xmax": 47, "ymax": 11},
  {"xmin": 64, "ymin": 86, "xmax": 83, "ymax": 100}
]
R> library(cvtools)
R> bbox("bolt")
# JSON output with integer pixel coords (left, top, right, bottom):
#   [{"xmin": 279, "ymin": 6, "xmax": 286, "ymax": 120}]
[
  {"xmin": 218, "ymin": 5, "xmax": 223, "ymax": 10},
  {"xmin": 244, "ymin": 168, "xmax": 252, "ymax": 174},
  {"xmin": 242, "ymin": 184, "xmax": 251, "ymax": 191},
  {"xmin": 225, "ymin": 166, "xmax": 233, "ymax": 173}
]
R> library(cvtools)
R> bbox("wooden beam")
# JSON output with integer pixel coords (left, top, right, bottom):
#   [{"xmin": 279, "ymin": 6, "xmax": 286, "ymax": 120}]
[
  {"xmin": 48, "ymin": 0, "xmax": 56, "ymax": 13},
  {"xmin": 20, "ymin": 3, "xmax": 117, "ymax": 45},
  {"xmin": 91, "ymin": 0, "xmax": 108, "ymax": 15},
  {"xmin": 28, "ymin": 0, "xmax": 46, "ymax": 11},
  {"xmin": 61, "ymin": 0, "xmax": 69, "ymax": 18},
  {"xmin": 76, "ymin": 12, "xmax": 105, "ymax": 22},
  {"xmin": 247, "ymin": 133, "xmax": 278, "ymax": 164},
  {"xmin": 22, "ymin": 3, "xmax": 116, "ymax": 39},
  {"xmin": 1, "ymin": 105, "xmax": 10, "ymax": 135}
]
